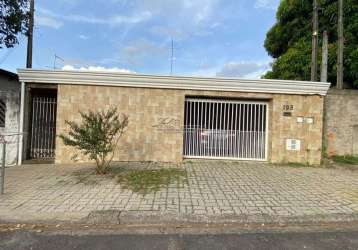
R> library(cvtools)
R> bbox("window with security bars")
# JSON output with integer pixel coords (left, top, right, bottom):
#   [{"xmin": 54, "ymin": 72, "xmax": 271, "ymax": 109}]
[{"xmin": 0, "ymin": 99, "xmax": 5, "ymax": 128}]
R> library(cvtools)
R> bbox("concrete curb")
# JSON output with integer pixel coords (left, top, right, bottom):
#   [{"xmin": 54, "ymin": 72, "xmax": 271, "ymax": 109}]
[
  {"xmin": 84, "ymin": 210, "xmax": 358, "ymax": 226},
  {"xmin": 2, "ymin": 210, "xmax": 358, "ymax": 226}
]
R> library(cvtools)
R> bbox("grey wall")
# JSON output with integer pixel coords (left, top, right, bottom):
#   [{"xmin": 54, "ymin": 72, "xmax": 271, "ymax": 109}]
[
  {"xmin": 0, "ymin": 74, "xmax": 20, "ymax": 165},
  {"xmin": 324, "ymin": 89, "xmax": 358, "ymax": 156}
]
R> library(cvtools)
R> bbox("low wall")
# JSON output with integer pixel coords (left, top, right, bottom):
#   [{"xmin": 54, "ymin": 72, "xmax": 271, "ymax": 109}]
[
  {"xmin": 55, "ymin": 84, "xmax": 324, "ymax": 165},
  {"xmin": 324, "ymin": 89, "xmax": 358, "ymax": 156}
]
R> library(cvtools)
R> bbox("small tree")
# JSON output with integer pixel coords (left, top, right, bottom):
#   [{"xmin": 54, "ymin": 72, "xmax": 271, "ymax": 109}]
[{"xmin": 59, "ymin": 108, "xmax": 129, "ymax": 174}]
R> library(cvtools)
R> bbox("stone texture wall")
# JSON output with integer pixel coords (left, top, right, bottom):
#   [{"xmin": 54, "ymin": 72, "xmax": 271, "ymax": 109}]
[
  {"xmin": 0, "ymin": 75, "xmax": 20, "ymax": 166},
  {"xmin": 324, "ymin": 89, "xmax": 358, "ymax": 156},
  {"xmin": 270, "ymin": 94, "xmax": 324, "ymax": 165},
  {"xmin": 55, "ymin": 84, "xmax": 324, "ymax": 165}
]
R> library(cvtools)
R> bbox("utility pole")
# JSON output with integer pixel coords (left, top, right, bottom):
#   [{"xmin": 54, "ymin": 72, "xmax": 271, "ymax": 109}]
[
  {"xmin": 321, "ymin": 31, "xmax": 328, "ymax": 83},
  {"xmin": 337, "ymin": 0, "xmax": 344, "ymax": 89},
  {"xmin": 26, "ymin": 0, "xmax": 35, "ymax": 68},
  {"xmin": 311, "ymin": 0, "xmax": 319, "ymax": 81}
]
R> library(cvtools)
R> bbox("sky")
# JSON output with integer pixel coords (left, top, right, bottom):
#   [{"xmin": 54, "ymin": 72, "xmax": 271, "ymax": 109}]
[{"xmin": 0, "ymin": 0, "xmax": 280, "ymax": 79}]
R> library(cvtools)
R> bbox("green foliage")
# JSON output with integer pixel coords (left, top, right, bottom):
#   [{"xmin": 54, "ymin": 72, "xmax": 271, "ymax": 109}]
[
  {"xmin": 331, "ymin": 155, "xmax": 358, "ymax": 165},
  {"xmin": 266, "ymin": 39, "xmax": 312, "ymax": 80},
  {"xmin": 264, "ymin": 0, "xmax": 358, "ymax": 88},
  {"xmin": 0, "ymin": 0, "xmax": 29, "ymax": 48},
  {"xmin": 59, "ymin": 108, "xmax": 129, "ymax": 174}
]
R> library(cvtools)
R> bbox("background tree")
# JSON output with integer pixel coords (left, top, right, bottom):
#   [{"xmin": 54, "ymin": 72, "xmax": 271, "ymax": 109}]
[
  {"xmin": 264, "ymin": 0, "xmax": 358, "ymax": 88},
  {"xmin": 59, "ymin": 108, "xmax": 129, "ymax": 175},
  {"xmin": 0, "ymin": 0, "xmax": 29, "ymax": 49}
]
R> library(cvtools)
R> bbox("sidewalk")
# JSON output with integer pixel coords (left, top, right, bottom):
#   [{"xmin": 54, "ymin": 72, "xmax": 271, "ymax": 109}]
[{"xmin": 1, "ymin": 161, "xmax": 358, "ymax": 225}]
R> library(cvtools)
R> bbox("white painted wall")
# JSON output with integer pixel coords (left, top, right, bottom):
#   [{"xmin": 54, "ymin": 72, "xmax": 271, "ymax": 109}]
[{"xmin": 0, "ymin": 74, "xmax": 20, "ymax": 166}]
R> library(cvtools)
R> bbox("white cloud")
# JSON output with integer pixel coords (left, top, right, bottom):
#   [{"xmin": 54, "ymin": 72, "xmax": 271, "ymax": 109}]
[
  {"xmin": 63, "ymin": 11, "xmax": 152, "ymax": 25},
  {"xmin": 138, "ymin": 0, "xmax": 217, "ymax": 22},
  {"xmin": 149, "ymin": 26, "xmax": 185, "ymax": 40},
  {"xmin": 36, "ymin": 16, "xmax": 63, "ymax": 29},
  {"xmin": 254, "ymin": 0, "xmax": 280, "ymax": 10},
  {"xmin": 62, "ymin": 65, "xmax": 134, "ymax": 73},
  {"xmin": 216, "ymin": 61, "xmax": 271, "ymax": 79},
  {"xmin": 140, "ymin": 0, "xmax": 219, "ymax": 40},
  {"xmin": 121, "ymin": 39, "xmax": 168, "ymax": 65},
  {"xmin": 78, "ymin": 34, "xmax": 90, "ymax": 40},
  {"xmin": 38, "ymin": 8, "xmax": 152, "ymax": 26}
]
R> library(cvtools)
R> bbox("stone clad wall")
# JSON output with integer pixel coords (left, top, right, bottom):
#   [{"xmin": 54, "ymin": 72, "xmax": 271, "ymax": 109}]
[
  {"xmin": 56, "ymin": 85, "xmax": 185, "ymax": 163},
  {"xmin": 55, "ymin": 84, "xmax": 324, "ymax": 165},
  {"xmin": 324, "ymin": 89, "xmax": 358, "ymax": 156},
  {"xmin": 270, "ymin": 94, "xmax": 324, "ymax": 165}
]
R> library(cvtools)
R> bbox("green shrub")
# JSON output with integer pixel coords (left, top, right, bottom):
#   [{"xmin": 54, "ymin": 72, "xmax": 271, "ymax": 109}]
[{"xmin": 59, "ymin": 108, "xmax": 128, "ymax": 174}]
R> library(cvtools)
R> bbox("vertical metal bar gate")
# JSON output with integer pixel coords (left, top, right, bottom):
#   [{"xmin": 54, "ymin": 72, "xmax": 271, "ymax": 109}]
[
  {"xmin": 183, "ymin": 98, "xmax": 268, "ymax": 161},
  {"xmin": 30, "ymin": 96, "xmax": 57, "ymax": 159}
]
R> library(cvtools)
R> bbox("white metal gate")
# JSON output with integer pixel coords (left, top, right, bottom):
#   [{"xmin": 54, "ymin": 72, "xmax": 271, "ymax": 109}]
[
  {"xmin": 183, "ymin": 98, "xmax": 268, "ymax": 161},
  {"xmin": 30, "ymin": 96, "xmax": 57, "ymax": 159}
]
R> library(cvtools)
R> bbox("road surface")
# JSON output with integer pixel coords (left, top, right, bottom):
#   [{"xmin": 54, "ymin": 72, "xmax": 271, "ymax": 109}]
[{"xmin": 1, "ymin": 229, "xmax": 358, "ymax": 249}]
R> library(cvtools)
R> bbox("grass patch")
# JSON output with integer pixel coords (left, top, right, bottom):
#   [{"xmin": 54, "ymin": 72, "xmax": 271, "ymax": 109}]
[
  {"xmin": 115, "ymin": 168, "xmax": 187, "ymax": 194},
  {"xmin": 66, "ymin": 163, "xmax": 188, "ymax": 193},
  {"xmin": 286, "ymin": 162, "xmax": 310, "ymax": 168},
  {"xmin": 331, "ymin": 155, "xmax": 358, "ymax": 165},
  {"xmin": 272, "ymin": 162, "xmax": 311, "ymax": 168}
]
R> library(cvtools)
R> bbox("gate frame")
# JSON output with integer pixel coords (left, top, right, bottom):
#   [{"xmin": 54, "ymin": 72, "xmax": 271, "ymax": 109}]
[
  {"xmin": 26, "ymin": 87, "xmax": 58, "ymax": 161},
  {"xmin": 183, "ymin": 97, "xmax": 270, "ymax": 162}
]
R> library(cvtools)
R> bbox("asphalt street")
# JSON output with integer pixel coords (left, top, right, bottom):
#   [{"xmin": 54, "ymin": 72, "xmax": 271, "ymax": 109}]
[{"xmin": 1, "ymin": 229, "xmax": 358, "ymax": 250}]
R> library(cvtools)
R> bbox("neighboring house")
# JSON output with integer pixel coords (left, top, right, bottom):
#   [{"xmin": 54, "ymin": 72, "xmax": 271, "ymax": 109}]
[
  {"xmin": 17, "ymin": 69, "xmax": 330, "ymax": 166},
  {"xmin": 0, "ymin": 69, "xmax": 20, "ymax": 165}
]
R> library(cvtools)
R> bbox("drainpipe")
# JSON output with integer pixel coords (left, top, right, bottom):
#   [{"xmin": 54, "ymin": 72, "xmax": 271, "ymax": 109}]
[{"xmin": 18, "ymin": 82, "xmax": 25, "ymax": 165}]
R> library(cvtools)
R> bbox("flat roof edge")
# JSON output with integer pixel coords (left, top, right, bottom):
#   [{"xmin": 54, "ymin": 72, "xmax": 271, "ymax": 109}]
[{"xmin": 17, "ymin": 69, "xmax": 331, "ymax": 96}]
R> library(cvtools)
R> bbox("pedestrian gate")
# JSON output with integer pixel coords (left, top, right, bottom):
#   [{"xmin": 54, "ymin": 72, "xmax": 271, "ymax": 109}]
[
  {"xmin": 29, "ymin": 95, "xmax": 57, "ymax": 159},
  {"xmin": 183, "ymin": 98, "xmax": 268, "ymax": 160}
]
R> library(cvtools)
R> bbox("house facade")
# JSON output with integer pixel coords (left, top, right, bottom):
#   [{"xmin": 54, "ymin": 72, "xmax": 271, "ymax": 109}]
[
  {"xmin": 17, "ymin": 69, "xmax": 330, "ymax": 165},
  {"xmin": 0, "ymin": 69, "xmax": 20, "ymax": 165}
]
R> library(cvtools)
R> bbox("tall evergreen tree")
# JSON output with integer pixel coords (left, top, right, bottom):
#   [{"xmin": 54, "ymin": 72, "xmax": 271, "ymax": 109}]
[{"xmin": 264, "ymin": 0, "xmax": 358, "ymax": 88}]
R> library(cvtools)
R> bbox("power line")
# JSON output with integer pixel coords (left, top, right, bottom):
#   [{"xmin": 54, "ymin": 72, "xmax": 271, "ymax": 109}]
[{"xmin": 0, "ymin": 36, "xmax": 26, "ymax": 65}]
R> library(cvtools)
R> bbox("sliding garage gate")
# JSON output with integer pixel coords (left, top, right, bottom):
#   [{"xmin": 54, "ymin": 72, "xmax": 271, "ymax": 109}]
[{"xmin": 183, "ymin": 98, "xmax": 268, "ymax": 161}]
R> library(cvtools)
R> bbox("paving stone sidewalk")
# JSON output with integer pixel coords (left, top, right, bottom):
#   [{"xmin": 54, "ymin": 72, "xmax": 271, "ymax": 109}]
[{"xmin": 1, "ymin": 161, "xmax": 358, "ymax": 224}]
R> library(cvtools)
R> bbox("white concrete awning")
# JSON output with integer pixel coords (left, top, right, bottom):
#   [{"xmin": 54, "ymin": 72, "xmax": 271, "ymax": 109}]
[{"xmin": 17, "ymin": 69, "xmax": 331, "ymax": 96}]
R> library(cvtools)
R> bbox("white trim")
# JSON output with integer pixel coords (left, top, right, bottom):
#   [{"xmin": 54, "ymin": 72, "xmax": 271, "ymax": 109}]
[
  {"xmin": 265, "ymin": 103, "xmax": 269, "ymax": 161},
  {"xmin": 185, "ymin": 98, "xmax": 268, "ymax": 105},
  {"xmin": 183, "ymin": 156, "xmax": 267, "ymax": 162},
  {"xmin": 18, "ymin": 81, "xmax": 25, "ymax": 165},
  {"xmin": 17, "ymin": 69, "xmax": 331, "ymax": 96}
]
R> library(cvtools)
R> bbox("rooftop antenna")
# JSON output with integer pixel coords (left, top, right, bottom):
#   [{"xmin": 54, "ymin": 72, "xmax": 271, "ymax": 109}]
[
  {"xmin": 170, "ymin": 38, "xmax": 174, "ymax": 75},
  {"xmin": 53, "ymin": 54, "xmax": 64, "ymax": 70}
]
